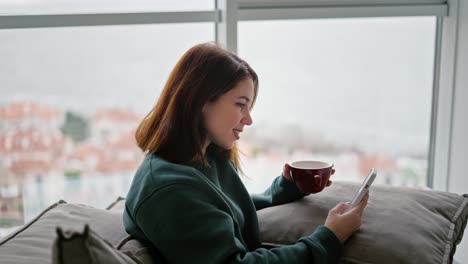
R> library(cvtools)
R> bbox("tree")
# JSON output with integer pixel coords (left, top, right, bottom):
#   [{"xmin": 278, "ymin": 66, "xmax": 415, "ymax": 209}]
[{"xmin": 61, "ymin": 111, "xmax": 90, "ymax": 143}]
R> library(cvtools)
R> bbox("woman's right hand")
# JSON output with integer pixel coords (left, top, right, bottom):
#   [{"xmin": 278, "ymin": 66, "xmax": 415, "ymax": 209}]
[{"xmin": 324, "ymin": 192, "xmax": 369, "ymax": 242}]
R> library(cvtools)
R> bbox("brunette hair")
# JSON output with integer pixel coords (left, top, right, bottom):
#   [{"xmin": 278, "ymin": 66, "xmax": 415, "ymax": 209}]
[{"xmin": 135, "ymin": 42, "xmax": 258, "ymax": 169}]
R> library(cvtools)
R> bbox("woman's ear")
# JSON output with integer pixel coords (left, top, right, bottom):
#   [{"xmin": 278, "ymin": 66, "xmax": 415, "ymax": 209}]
[
  {"xmin": 202, "ymin": 101, "xmax": 211, "ymax": 114},
  {"xmin": 202, "ymin": 104, "xmax": 206, "ymax": 114}
]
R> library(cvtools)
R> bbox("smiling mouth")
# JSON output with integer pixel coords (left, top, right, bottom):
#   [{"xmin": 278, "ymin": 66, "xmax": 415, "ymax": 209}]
[{"xmin": 233, "ymin": 129, "xmax": 241, "ymax": 139}]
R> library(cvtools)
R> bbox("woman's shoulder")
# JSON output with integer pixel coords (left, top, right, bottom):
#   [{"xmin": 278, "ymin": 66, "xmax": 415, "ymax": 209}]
[
  {"xmin": 137, "ymin": 153, "xmax": 204, "ymax": 185},
  {"xmin": 126, "ymin": 154, "xmax": 214, "ymax": 214}
]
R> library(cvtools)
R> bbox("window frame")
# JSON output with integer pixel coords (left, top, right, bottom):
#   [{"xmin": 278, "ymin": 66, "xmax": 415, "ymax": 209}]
[{"xmin": 0, "ymin": 0, "xmax": 457, "ymax": 191}]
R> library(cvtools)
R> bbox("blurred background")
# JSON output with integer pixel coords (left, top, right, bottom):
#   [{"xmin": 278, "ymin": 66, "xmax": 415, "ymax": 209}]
[{"xmin": 0, "ymin": 5, "xmax": 466, "ymax": 264}]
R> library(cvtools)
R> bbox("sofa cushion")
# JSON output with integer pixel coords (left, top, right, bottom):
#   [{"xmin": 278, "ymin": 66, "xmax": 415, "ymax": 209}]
[
  {"xmin": 52, "ymin": 224, "xmax": 135, "ymax": 264},
  {"xmin": 0, "ymin": 200, "xmax": 156, "ymax": 264},
  {"xmin": 107, "ymin": 196, "xmax": 126, "ymax": 211},
  {"xmin": 257, "ymin": 181, "xmax": 468, "ymax": 264},
  {"xmin": 106, "ymin": 197, "xmax": 157, "ymax": 263}
]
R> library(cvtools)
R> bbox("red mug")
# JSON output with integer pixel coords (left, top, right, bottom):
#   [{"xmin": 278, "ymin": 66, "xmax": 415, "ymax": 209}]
[{"xmin": 289, "ymin": 161, "xmax": 334, "ymax": 194}]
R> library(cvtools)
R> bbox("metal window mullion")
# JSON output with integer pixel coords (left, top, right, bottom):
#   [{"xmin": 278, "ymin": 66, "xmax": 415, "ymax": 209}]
[
  {"xmin": 215, "ymin": 0, "xmax": 238, "ymax": 53},
  {"xmin": 431, "ymin": 0, "xmax": 459, "ymax": 192},
  {"xmin": 0, "ymin": 10, "xmax": 220, "ymax": 29},
  {"xmin": 237, "ymin": 0, "xmax": 447, "ymax": 9},
  {"xmin": 238, "ymin": 4, "xmax": 448, "ymax": 21},
  {"xmin": 427, "ymin": 16, "xmax": 444, "ymax": 189}
]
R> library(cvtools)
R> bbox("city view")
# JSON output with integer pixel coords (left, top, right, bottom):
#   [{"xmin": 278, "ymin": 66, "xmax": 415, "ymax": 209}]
[{"xmin": 0, "ymin": 99, "xmax": 429, "ymax": 237}]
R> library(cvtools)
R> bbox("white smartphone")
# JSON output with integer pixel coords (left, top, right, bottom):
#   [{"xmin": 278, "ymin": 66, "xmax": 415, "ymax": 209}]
[{"xmin": 346, "ymin": 168, "xmax": 377, "ymax": 211}]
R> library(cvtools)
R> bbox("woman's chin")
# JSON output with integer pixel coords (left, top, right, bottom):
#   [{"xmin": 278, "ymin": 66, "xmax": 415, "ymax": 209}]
[
  {"xmin": 223, "ymin": 141, "xmax": 235, "ymax": 150},
  {"xmin": 225, "ymin": 143, "xmax": 235, "ymax": 150},
  {"xmin": 213, "ymin": 139, "xmax": 236, "ymax": 150}
]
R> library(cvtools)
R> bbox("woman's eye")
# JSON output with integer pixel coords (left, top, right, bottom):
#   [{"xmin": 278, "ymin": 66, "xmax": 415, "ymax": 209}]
[{"xmin": 236, "ymin": 103, "xmax": 246, "ymax": 109}]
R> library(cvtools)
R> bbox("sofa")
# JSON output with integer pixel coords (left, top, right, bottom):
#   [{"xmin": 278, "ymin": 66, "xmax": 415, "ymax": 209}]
[{"xmin": 0, "ymin": 181, "xmax": 467, "ymax": 264}]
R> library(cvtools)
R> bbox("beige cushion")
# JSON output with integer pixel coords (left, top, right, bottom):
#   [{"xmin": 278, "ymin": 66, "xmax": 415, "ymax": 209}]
[
  {"xmin": 116, "ymin": 237, "xmax": 157, "ymax": 264},
  {"xmin": 0, "ymin": 200, "xmax": 156, "ymax": 264},
  {"xmin": 257, "ymin": 181, "xmax": 468, "ymax": 264},
  {"xmin": 106, "ymin": 197, "xmax": 157, "ymax": 263},
  {"xmin": 107, "ymin": 196, "xmax": 126, "ymax": 211},
  {"xmin": 52, "ymin": 224, "xmax": 135, "ymax": 264}
]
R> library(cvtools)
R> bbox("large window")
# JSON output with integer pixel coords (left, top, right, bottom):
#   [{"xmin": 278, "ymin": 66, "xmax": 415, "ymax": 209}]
[
  {"xmin": 0, "ymin": 5, "xmax": 439, "ymax": 238},
  {"xmin": 238, "ymin": 17, "xmax": 436, "ymax": 193},
  {"xmin": 0, "ymin": 23, "xmax": 214, "ymax": 236}
]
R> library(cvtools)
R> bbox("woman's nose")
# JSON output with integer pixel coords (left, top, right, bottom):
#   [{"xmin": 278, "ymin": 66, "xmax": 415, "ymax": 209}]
[{"xmin": 243, "ymin": 111, "xmax": 253, "ymax": 126}]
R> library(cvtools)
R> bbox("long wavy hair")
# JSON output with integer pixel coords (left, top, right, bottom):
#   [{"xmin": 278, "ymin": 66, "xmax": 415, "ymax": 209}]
[{"xmin": 135, "ymin": 42, "xmax": 259, "ymax": 170}]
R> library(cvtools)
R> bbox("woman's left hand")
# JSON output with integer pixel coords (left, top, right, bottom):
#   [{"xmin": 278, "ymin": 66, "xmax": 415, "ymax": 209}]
[{"xmin": 282, "ymin": 163, "xmax": 334, "ymax": 187}]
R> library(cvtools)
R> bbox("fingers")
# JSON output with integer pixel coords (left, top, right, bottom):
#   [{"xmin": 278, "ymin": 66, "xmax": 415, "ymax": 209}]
[
  {"xmin": 282, "ymin": 163, "xmax": 292, "ymax": 182},
  {"xmin": 358, "ymin": 192, "xmax": 369, "ymax": 207},
  {"xmin": 327, "ymin": 169, "xmax": 335, "ymax": 188},
  {"xmin": 314, "ymin": 175, "xmax": 322, "ymax": 186},
  {"xmin": 349, "ymin": 192, "xmax": 369, "ymax": 216},
  {"xmin": 331, "ymin": 202, "xmax": 349, "ymax": 214},
  {"xmin": 354, "ymin": 191, "xmax": 369, "ymax": 208}
]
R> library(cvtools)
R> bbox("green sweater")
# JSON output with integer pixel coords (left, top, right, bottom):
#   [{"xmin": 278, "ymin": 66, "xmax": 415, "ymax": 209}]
[{"xmin": 123, "ymin": 154, "xmax": 343, "ymax": 263}]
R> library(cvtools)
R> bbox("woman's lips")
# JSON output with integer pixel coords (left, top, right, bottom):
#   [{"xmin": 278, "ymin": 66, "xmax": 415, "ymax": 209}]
[{"xmin": 233, "ymin": 129, "xmax": 241, "ymax": 139}]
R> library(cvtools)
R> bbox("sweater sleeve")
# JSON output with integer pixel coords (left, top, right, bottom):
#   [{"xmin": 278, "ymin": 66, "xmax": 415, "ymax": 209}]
[
  {"xmin": 134, "ymin": 183, "xmax": 342, "ymax": 264},
  {"xmin": 251, "ymin": 175, "xmax": 308, "ymax": 210}
]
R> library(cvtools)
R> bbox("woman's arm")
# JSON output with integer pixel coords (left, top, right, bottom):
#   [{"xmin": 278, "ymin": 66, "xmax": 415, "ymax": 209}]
[
  {"xmin": 250, "ymin": 175, "xmax": 307, "ymax": 210},
  {"xmin": 250, "ymin": 163, "xmax": 334, "ymax": 210},
  {"xmin": 134, "ymin": 183, "xmax": 342, "ymax": 264}
]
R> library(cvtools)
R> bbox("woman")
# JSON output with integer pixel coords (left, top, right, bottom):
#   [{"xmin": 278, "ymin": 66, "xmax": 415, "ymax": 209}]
[{"xmin": 123, "ymin": 42, "xmax": 368, "ymax": 263}]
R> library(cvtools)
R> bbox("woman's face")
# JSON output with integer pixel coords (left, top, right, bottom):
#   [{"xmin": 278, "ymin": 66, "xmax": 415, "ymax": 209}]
[{"xmin": 202, "ymin": 78, "xmax": 254, "ymax": 151}]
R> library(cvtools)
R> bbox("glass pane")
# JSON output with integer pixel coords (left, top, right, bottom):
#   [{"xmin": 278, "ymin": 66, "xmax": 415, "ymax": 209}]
[
  {"xmin": 238, "ymin": 17, "xmax": 436, "ymax": 193},
  {"xmin": 0, "ymin": 23, "xmax": 214, "ymax": 237},
  {"xmin": 0, "ymin": 0, "xmax": 214, "ymax": 14}
]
